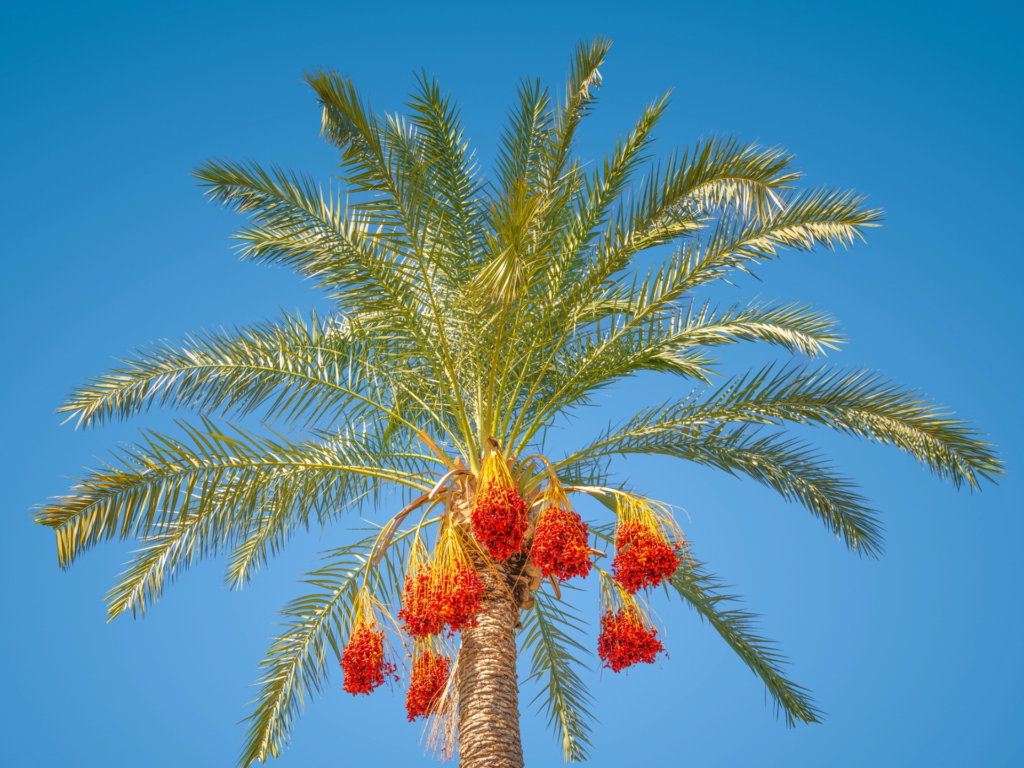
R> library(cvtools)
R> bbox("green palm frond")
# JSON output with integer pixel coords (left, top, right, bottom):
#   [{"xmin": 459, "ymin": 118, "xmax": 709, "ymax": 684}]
[
  {"xmin": 194, "ymin": 160, "xmax": 420, "ymax": 306},
  {"xmin": 520, "ymin": 588, "xmax": 594, "ymax": 762},
  {"xmin": 238, "ymin": 536, "xmax": 372, "ymax": 767},
  {"xmin": 499, "ymin": 193, "xmax": 880, "ymax": 450},
  {"xmin": 706, "ymin": 365, "xmax": 1001, "ymax": 489},
  {"xmin": 54, "ymin": 311, "xmax": 461, "ymax": 448},
  {"xmin": 667, "ymin": 300, "xmax": 843, "ymax": 356},
  {"xmin": 103, "ymin": 483, "xmax": 319, "ymax": 620},
  {"xmin": 406, "ymin": 71, "xmax": 486, "ymax": 262},
  {"xmin": 662, "ymin": 188, "xmax": 882, "ymax": 296},
  {"xmin": 104, "ymin": 510, "xmax": 214, "ymax": 620},
  {"xmin": 479, "ymin": 87, "xmax": 669, "ymax": 304},
  {"xmin": 570, "ymin": 137, "xmax": 802, "ymax": 292},
  {"xmin": 670, "ymin": 558, "xmax": 822, "ymax": 727},
  {"xmin": 570, "ymin": 365, "xmax": 1001, "ymax": 492},
  {"xmin": 240, "ymin": 526, "xmax": 419, "ymax": 767},
  {"xmin": 508, "ymin": 300, "xmax": 842, "ymax": 444},
  {"xmin": 223, "ymin": 492, "xmax": 314, "ymax": 590},
  {"xmin": 658, "ymin": 136, "xmax": 798, "ymax": 219},
  {"xmin": 306, "ymin": 68, "xmax": 439, "ymax": 241},
  {"xmin": 475, "ymin": 76, "xmax": 554, "ymax": 303},
  {"xmin": 59, "ymin": 313, "xmax": 391, "ymax": 428},
  {"xmin": 547, "ymin": 36, "xmax": 610, "ymax": 185},
  {"xmin": 564, "ymin": 426, "xmax": 882, "ymax": 555},
  {"xmin": 37, "ymin": 418, "xmax": 431, "ymax": 568},
  {"xmin": 554, "ymin": 92, "xmax": 670, "ymax": 268}
]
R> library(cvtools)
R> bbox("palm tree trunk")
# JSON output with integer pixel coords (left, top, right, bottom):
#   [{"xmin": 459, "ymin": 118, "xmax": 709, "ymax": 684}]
[{"xmin": 457, "ymin": 559, "xmax": 524, "ymax": 767}]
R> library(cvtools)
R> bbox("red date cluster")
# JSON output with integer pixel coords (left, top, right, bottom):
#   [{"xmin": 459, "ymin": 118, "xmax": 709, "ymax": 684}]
[
  {"xmin": 612, "ymin": 520, "xmax": 681, "ymax": 593},
  {"xmin": 471, "ymin": 485, "xmax": 529, "ymax": 561},
  {"xmin": 340, "ymin": 623, "xmax": 398, "ymax": 696},
  {"xmin": 530, "ymin": 505, "xmax": 592, "ymax": 582},
  {"xmin": 405, "ymin": 649, "xmax": 452, "ymax": 721},
  {"xmin": 398, "ymin": 562, "xmax": 485, "ymax": 638},
  {"xmin": 597, "ymin": 608, "xmax": 665, "ymax": 673}
]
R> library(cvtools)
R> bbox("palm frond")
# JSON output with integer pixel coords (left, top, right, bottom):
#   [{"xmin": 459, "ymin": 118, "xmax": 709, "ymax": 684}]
[
  {"xmin": 556, "ymin": 92, "xmax": 670, "ymax": 267},
  {"xmin": 306, "ymin": 68, "xmax": 437, "ymax": 243},
  {"xmin": 104, "ymin": 510, "xmax": 214, "ymax": 620},
  {"xmin": 650, "ymin": 136, "xmax": 799, "ymax": 223},
  {"xmin": 193, "ymin": 159, "xmax": 420, "ymax": 309},
  {"xmin": 664, "ymin": 188, "xmax": 882, "ymax": 296},
  {"xmin": 696, "ymin": 366, "xmax": 1003, "ymax": 489},
  {"xmin": 239, "ymin": 524, "xmax": 420, "ymax": 766},
  {"xmin": 670, "ymin": 558, "xmax": 823, "ymax": 726},
  {"xmin": 35, "ymin": 418, "xmax": 430, "ymax": 567},
  {"xmin": 304, "ymin": 69, "xmax": 392, "ymax": 199},
  {"xmin": 509, "ymin": 299, "xmax": 842, "ymax": 446},
  {"xmin": 502, "ymin": 188, "xmax": 878, "ymax": 450},
  {"xmin": 223, "ymin": 493, "xmax": 310, "ymax": 590},
  {"xmin": 563, "ymin": 424, "xmax": 883, "ymax": 555},
  {"xmin": 520, "ymin": 587, "xmax": 594, "ymax": 762},
  {"xmin": 406, "ymin": 71, "xmax": 486, "ymax": 266},
  {"xmin": 573, "ymin": 137, "xmax": 802, "ymax": 291},
  {"xmin": 586, "ymin": 366, "xmax": 1003, "ymax": 491},
  {"xmin": 547, "ymin": 35, "xmax": 611, "ymax": 185},
  {"xmin": 238, "ymin": 536, "xmax": 371, "ymax": 766},
  {"xmin": 54, "ymin": 311, "xmax": 461, "ymax": 449},
  {"xmin": 670, "ymin": 300, "xmax": 842, "ymax": 356},
  {"xmin": 475, "ymin": 77, "xmax": 554, "ymax": 302}
]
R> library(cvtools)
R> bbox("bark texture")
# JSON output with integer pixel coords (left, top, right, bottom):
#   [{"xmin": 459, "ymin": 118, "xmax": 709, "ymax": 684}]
[{"xmin": 456, "ymin": 558, "xmax": 524, "ymax": 768}]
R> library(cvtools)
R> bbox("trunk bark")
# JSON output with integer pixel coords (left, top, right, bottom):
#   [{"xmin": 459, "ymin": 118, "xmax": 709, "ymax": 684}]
[{"xmin": 456, "ymin": 559, "xmax": 524, "ymax": 768}]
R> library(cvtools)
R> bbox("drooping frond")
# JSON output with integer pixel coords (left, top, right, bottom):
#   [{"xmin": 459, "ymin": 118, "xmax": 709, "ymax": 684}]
[
  {"xmin": 239, "ymin": 526, "xmax": 418, "ymax": 766},
  {"xmin": 670, "ymin": 558, "xmax": 823, "ymax": 727},
  {"xmin": 35, "ymin": 418, "xmax": 432, "ymax": 568},
  {"xmin": 666, "ymin": 300, "xmax": 844, "ymax": 357},
  {"xmin": 659, "ymin": 188, "xmax": 883, "ymax": 296},
  {"xmin": 520, "ymin": 587, "xmax": 594, "ymax": 762},
  {"xmin": 572, "ymin": 366, "xmax": 1002, "ymax": 492},
  {"xmin": 657, "ymin": 137, "xmax": 797, "ymax": 217},
  {"xmin": 696, "ymin": 365, "xmax": 1003, "ymax": 490},
  {"xmin": 223, "ymin": 489, "xmax": 322, "ymax": 591},
  {"xmin": 238, "ymin": 536, "xmax": 369, "ymax": 766},
  {"xmin": 104, "ymin": 510, "xmax": 214, "ymax": 620},
  {"xmin": 564, "ymin": 425, "xmax": 883, "ymax": 555}
]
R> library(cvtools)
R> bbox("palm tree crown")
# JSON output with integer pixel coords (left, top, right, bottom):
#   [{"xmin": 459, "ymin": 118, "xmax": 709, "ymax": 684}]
[{"xmin": 37, "ymin": 37, "xmax": 1001, "ymax": 767}]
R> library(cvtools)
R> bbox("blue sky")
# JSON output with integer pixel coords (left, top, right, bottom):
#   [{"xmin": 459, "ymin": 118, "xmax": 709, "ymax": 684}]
[{"xmin": 2, "ymin": 1, "xmax": 1021, "ymax": 766}]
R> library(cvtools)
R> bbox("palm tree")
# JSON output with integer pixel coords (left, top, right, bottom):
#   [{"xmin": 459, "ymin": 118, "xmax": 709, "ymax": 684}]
[{"xmin": 36, "ymin": 37, "xmax": 1001, "ymax": 768}]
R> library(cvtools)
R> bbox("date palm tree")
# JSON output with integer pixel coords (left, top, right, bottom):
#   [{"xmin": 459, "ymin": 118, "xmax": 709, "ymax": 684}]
[{"xmin": 36, "ymin": 37, "xmax": 1001, "ymax": 768}]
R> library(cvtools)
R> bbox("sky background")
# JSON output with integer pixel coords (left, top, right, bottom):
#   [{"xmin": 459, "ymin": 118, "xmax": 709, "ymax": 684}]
[{"xmin": 2, "ymin": 1, "xmax": 1021, "ymax": 766}]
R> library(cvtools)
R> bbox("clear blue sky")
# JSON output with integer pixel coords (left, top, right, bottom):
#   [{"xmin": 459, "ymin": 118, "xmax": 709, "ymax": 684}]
[{"xmin": 2, "ymin": 1, "xmax": 1021, "ymax": 766}]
